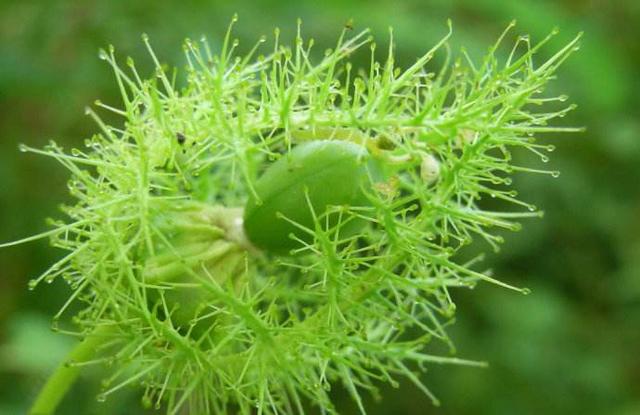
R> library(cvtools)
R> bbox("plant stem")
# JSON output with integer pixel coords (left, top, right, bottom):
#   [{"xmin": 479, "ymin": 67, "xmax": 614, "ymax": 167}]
[{"xmin": 29, "ymin": 326, "xmax": 113, "ymax": 415}]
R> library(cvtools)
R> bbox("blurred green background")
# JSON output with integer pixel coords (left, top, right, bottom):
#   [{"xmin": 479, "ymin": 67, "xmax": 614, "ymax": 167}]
[{"xmin": 1, "ymin": 1, "xmax": 638, "ymax": 414}]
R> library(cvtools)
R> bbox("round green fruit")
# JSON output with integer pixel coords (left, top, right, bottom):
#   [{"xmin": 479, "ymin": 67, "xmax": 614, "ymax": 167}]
[{"xmin": 243, "ymin": 140, "xmax": 384, "ymax": 254}]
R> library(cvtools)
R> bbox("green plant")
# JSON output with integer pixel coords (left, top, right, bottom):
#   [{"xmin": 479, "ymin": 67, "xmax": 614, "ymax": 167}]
[{"xmin": 1, "ymin": 16, "xmax": 581, "ymax": 415}]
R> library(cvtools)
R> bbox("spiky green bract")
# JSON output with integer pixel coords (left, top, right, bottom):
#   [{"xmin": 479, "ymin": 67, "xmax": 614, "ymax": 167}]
[{"xmin": 7, "ymin": 17, "xmax": 581, "ymax": 415}]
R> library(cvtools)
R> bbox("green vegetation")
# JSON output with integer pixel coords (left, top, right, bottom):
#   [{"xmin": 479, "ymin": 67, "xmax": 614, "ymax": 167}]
[{"xmin": 1, "ymin": 1, "xmax": 638, "ymax": 414}]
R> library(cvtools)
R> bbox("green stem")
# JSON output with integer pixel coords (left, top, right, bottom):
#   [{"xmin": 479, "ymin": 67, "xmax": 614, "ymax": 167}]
[{"xmin": 29, "ymin": 326, "xmax": 113, "ymax": 415}]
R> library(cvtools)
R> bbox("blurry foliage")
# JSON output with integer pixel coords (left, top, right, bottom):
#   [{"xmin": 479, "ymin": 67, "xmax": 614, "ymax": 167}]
[{"xmin": 0, "ymin": 0, "xmax": 638, "ymax": 414}]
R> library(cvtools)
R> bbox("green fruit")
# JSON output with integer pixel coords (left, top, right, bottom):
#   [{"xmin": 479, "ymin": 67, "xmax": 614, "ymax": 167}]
[{"xmin": 243, "ymin": 140, "xmax": 383, "ymax": 254}]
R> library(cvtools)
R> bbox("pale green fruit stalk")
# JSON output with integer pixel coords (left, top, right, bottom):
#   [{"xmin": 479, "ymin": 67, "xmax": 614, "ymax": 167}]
[{"xmin": 1, "ymin": 16, "xmax": 582, "ymax": 415}]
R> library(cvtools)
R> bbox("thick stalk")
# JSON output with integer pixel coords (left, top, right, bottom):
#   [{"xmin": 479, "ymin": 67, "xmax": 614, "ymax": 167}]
[{"xmin": 29, "ymin": 326, "xmax": 113, "ymax": 415}]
